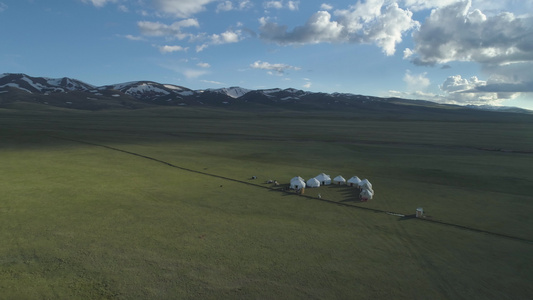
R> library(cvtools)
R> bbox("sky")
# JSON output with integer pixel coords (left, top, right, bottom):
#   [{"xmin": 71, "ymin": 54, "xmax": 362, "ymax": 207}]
[{"xmin": 0, "ymin": 0, "xmax": 532, "ymax": 109}]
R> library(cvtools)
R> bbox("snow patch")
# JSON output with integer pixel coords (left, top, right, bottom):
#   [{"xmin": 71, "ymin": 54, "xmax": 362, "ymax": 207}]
[
  {"xmin": 163, "ymin": 84, "xmax": 183, "ymax": 90},
  {"xmin": 0, "ymin": 83, "xmax": 32, "ymax": 93}
]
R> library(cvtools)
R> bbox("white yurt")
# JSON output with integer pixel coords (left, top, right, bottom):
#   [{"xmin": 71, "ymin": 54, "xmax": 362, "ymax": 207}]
[
  {"xmin": 306, "ymin": 178, "xmax": 321, "ymax": 188},
  {"xmin": 290, "ymin": 176, "xmax": 305, "ymax": 183},
  {"xmin": 315, "ymin": 173, "xmax": 331, "ymax": 185},
  {"xmin": 360, "ymin": 189, "xmax": 373, "ymax": 201},
  {"xmin": 333, "ymin": 175, "xmax": 346, "ymax": 185},
  {"xmin": 290, "ymin": 178, "xmax": 306, "ymax": 190},
  {"xmin": 347, "ymin": 176, "xmax": 361, "ymax": 187},
  {"xmin": 358, "ymin": 179, "xmax": 372, "ymax": 190}
]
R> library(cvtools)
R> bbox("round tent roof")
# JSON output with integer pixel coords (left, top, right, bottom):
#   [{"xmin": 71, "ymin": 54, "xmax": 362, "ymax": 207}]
[
  {"xmin": 315, "ymin": 173, "xmax": 331, "ymax": 185},
  {"xmin": 306, "ymin": 178, "xmax": 320, "ymax": 188},
  {"xmin": 360, "ymin": 189, "xmax": 373, "ymax": 199},
  {"xmin": 347, "ymin": 176, "xmax": 361, "ymax": 185},
  {"xmin": 290, "ymin": 179, "xmax": 306, "ymax": 189},
  {"xmin": 358, "ymin": 179, "xmax": 372, "ymax": 189},
  {"xmin": 333, "ymin": 175, "xmax": 346, "ymax": 183},
  {"xmin": 290, "ymin": 176, "xmax": 305, "ymax": 183}
]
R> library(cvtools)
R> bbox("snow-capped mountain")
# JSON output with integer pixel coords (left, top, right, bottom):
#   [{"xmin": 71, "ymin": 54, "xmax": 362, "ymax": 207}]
[
  {"xmin": 0, "ymin": 73, "xmax": 530, "ymax": 115},
  {"xmin": 0, "ymin": 73, "xmax": 94, "ymax": 94},
  {"xmin": 99, "ymin": 81, "xmax": 194, "ymax": 101},
  {"xmin": 206, "ymin": 87, "xmax": 251, "ymax": 99}
]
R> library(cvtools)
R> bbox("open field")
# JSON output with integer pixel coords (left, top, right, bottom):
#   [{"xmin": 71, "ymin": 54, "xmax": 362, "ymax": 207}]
[{"xmin": 1, "ymin": 104, "xmax": 532, "ymax": 299}]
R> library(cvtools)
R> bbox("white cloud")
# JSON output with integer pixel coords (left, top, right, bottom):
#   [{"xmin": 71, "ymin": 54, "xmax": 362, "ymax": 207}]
[
  {"xmin": 259, "ymin": 2, "xmax": 418, "ymax": 55},
  {"xmin": 404, "ymin": 70, "xmax": 431, "ymax": 92},
  {"xmin": 197, "ymin": 62, "xmax": 211, "ymax": 68},
  {"xmin": 303, "ymin": 81, "xmax": 312, "ymax": 88},
  {"xmin": 264, "ymin": 1, "xmax": 283, "ymax": 9},
  {"xmin": 153, "ymin": 0, "xmax": 215, "ymax": 18},
  {"xmin": 137, "ymin": 19, "xmax": 199, "ymax": 39},
  {"xmin": 264, "ymin": 1, "xmax": 298, "ymax": 11},
  {"xmin": 402, "ymin": 0, "xmax": 462, "ymax": 11},
  {"xmin": 216, "ymin": 0, "xmax": 253, "ymax": 12},
  {"xmin": 125, "ymin": 34, "xmax": 145, "ymax": 41},
  {"xmin": 239, "ymin": 0, "xmax": 253, "ymax": 9},
  {"xmin": 392, "ymin": 73, "xmax": 521, "ymax": 105},
  {"xmin": 154, "ymin": 0, "xmax": 212, "ymax": 17},
  {"xmin": 196, "ymin": 30, "xmax": 242, "ymax": 52},
  {"xmin": 217, "ymin": 1, "xmax": 233, "ymax": 12},
  {"xmin": 196, "ymin": 44, "xmax": 209, "ymax": 52},
  {"xmin": 211, "ymin": 30, "xmax": 241, "ymax": 44},
  {"xmin": 250, "ymin": 60, "xmax": 301, "ymax": 75},
  {"xmin": 201, "ymin": 80, "xmax": 224, "ymax": 85},
  {"xmin": 439, "ymin": 75, "xmax": 507, "ymax": 104},
  {"xmin": 406, "ymin": 0, "xmax": 533, "ymax": 99},
  {"xmin": 287, "ymin": 1, "xmax": 299, "ymax": 11},
  {"xmin": 183, "ymin": 69, "xmax": 209, "ymax": 79},
  {"xmin": 159, "ymin": 45, "xmax": 188, "ymax": 53},
  {"xmin": 320, "ymin": 3, "xmax": 333, "ymax": 10},
  {"xmin": 409, "ymin": 1, "xmax": 533, "ymax": 66},
  {"xmin": 81, "ymin": 0, "xmax": 117, "ymax": 7},
  {"xmin": 0, "ymin": 2, "xmax": 8, "ymax": 12}
]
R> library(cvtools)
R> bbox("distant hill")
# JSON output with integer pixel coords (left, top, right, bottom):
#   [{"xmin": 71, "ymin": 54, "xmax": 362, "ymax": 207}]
[{"xmin": 1, "ymin": 73, "xmax": 531, "ymax": 117}]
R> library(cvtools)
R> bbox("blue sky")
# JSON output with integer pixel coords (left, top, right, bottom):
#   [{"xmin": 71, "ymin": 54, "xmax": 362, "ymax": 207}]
[{"xmin": 1, "ymin": 0, "xmax": 532, "ymax": 109}]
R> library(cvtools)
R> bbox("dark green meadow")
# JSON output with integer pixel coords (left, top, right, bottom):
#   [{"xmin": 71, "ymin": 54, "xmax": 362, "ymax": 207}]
[{"xmin": 1, "ymin": 104, "xmax": 532, "ymax": 299}]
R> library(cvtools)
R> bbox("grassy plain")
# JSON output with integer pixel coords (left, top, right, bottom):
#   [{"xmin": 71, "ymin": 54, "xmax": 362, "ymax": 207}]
[{"xmin": 0, "ymin": 104, "xmax": 532, "ymax": 299}]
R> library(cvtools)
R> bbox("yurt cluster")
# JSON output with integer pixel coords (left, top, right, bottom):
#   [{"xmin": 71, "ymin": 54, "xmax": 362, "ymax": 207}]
[{"xmin": 290, "ymin": 173, "xmax": 374, "ymax": 201}]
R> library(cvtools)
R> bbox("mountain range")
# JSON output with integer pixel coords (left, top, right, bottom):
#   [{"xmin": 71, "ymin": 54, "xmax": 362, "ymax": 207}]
[{"xmin": 0, "ymin": 73, "xmax": 530, "ymax": 115}]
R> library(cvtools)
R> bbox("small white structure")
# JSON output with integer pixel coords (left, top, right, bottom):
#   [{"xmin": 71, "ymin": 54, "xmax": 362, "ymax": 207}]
[
  {"xmin": 333, "ymin": 175, "xmax": 346, "ymax": 185},
  {"xmin": 347, "ymin": 176, "xmax": 361, "ymax": 187},
  {"xmin": 358, "ymin": 179, "xmax": 372, "ymax": 190},
  {"xmin": 290, "ymin": 176, "xmax": 305, "ymax": 183},
  {"xmin": 315, "ymin": 173, "xmax": 331, "ymax": 185},
  {"xmin": 416, "ymin": 207, "xmax": 424, "ymax": 218},
  {"xmin": 290, "ymin": 177, "xmax": 306, "ymax": 190},
  {"xmin": 306, "ymin": 177, "xmax": 321, "ymax": 188},
  {"xmin": 360, "ymin": 189, "xmax": 373, "ymax": 201}
]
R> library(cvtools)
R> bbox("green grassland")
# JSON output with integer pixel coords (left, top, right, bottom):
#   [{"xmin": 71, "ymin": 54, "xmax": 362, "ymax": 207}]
[{"xmin": 0, "ymin": 104, "xmax": 532, "ymax": 299}]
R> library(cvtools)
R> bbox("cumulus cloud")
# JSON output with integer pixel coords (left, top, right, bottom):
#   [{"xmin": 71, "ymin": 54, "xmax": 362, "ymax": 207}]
[
  {"xmin": 409, "ymin": 0, "xmax": 533, "ymax": 66},
  {"xmin": 195, "ymin": 30, "xmax": 243, "ymax": 52},
  {"xmin": 217, "ymin": 0, "xmax": 253, "ymax": 12},
  {"xmin": 138, "ymin": 19, "xmax": 199, "ymax": 39},
  {"xmin": 320, "ymin": 3, "xmax": 333, "ymax": 10},
  {"xmin": 264, "ymin": 1, "xmax": 283, "ymax": 9},
  {"xmin": 438, "ymin": 75, "xmax": 509, "ymax": 104},
  {"xmin": 259, "ymin": 2, "xmax": 418, "ymax": 55},
  {"xmin": 264, "ymin": 1, "xmax": 299, "ymax": 11},
  {"xmin": 250, "ymin": 60, "xmax": 301, "ymax": 75},
  {"xmin": 402, "ymin": 0, "xmax": 461, "ymax": 11},
  {"xmin": 159, "ymin": 45, "xmax": 188, "ymax": 53},
  {"xmin": 405, "ymin": 0, "xmax": 533, "ymax": 102},
  {"xmin": 211, "ymin": 30, "xmax": 241, "ymax": 44}
]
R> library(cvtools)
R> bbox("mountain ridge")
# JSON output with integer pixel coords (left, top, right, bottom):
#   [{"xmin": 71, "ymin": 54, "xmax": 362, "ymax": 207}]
[{"xmin": 0, "ymin": 73, "xmax": 531, "ymax": 115}]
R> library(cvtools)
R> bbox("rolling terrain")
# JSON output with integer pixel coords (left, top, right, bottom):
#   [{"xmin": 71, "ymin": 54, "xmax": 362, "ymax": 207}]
[{"xmin": 0, "ymin": 78, "xmax": 532, "ymax": 299}]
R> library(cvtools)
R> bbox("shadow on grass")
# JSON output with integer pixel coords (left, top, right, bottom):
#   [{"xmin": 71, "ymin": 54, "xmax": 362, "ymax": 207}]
[{"xmin": 398, "ymin": 214, "xmax": 416, "ymax": 221}]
